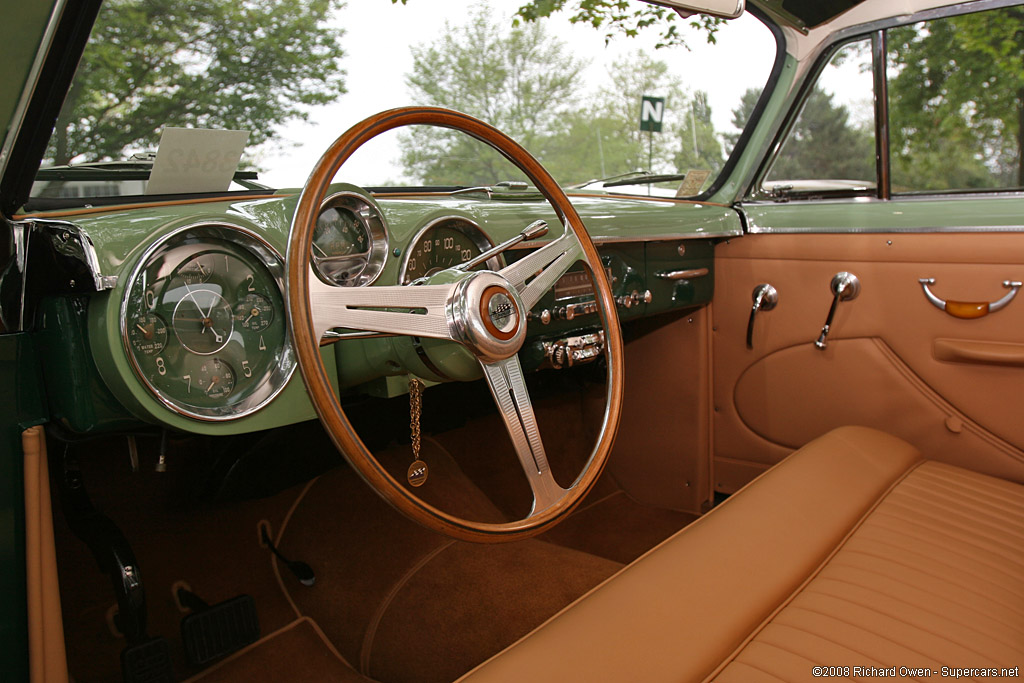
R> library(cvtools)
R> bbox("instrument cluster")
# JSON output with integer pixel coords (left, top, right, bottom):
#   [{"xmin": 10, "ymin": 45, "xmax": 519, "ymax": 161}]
[
  {"xmin": 121, "ymin": 223, "xmax": 294, "ymax": 420},
  {"xmin": 121, "ymin": 190, "xmax": 513, "ymax": 421}
]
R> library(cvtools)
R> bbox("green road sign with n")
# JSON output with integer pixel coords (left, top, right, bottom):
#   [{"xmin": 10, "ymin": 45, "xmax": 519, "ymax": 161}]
[{"xmin": 640, "ymin": 96, "xmax": 665, "ymax": 132}]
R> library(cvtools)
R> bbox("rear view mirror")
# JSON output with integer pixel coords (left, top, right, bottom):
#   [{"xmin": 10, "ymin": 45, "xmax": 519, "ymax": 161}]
[{"xmin": 643, "ymin": 0, "xmax": 745, "ymax": 19}]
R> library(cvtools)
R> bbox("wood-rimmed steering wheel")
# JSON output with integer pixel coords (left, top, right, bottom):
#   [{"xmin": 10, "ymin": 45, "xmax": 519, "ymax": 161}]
[{"xmin": 286, "ymin": 107, "xmax": 623, "ymax": 542}]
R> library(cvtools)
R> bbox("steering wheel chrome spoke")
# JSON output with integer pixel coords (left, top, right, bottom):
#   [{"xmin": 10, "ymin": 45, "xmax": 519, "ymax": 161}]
[
  {"xmin": 308, "ymin": 271, "xmax": 457, "ymax": 340},
  {"xmin": 481, "ymin": 355, "xmax": 566, "ymax": 515},
  {"xmin": 499, "ymin": 230, "xmax": 583, "ymax": 310}
]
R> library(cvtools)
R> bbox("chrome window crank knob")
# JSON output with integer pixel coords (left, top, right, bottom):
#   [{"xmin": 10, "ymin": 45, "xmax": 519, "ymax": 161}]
[
  {"xmin": 746, "ymin": 283, "xmax": 778, "ymax": 349},
  {"xmin": 815, "ymin": 272, "xmax": 860, "ymax": 350}
]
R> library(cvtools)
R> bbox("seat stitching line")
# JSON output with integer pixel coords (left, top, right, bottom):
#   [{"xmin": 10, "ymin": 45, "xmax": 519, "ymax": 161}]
[
  {"xmin": 883, "ymin": 493, "xmax": 1024, "ymax": 541},
  {"xmin": 782, "ymin": 602, "xmax": 965, "ymax": 664},
  {"xmin": 799, "ymin": 586, "xmax": 1024, "ymax": 661},
  {"xmin": 830, "ymin": 546, "xmax": 1024, "ymax": 611},
  {"xmin": 909, "ymin": 467, "xmax": 1024, "ymax": 510},
  {"xmin": 808, "ymin": 572, "xmax": 1024, "ymax": 646},
  {"xmin": 889, "ymin": 484, "xmax": 1024, "ymax": 531},
  {"xmin": 868, "ymin": 511, "xmax": 1024, "ymax": 566},
  {"xmin": 901, "ymin": 473, "xmax": 1024, "ymax": 515},
  {"xmin": 862, "ymin": 518, "xmax": 1024, "ymax": 585},
  {"xmin": 715, "ymin": 659, "xmax": 793, "ymax": 682}
]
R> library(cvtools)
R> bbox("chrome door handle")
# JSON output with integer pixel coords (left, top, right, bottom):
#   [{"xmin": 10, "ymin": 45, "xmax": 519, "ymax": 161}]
[
  {"xmin": 919, "ymin": 278, "xmax": 1022, "ymax": 319},
  {"xmin": 746, "ymin": 283, "xmax": 777, "ymax": 349},
  {"xmin": 655, "ymin": 268, "xmax": 708, "ymax": 280},
  {"xmin": 815, "ymin": 272, "xmax": 860, "ymax": 350}
]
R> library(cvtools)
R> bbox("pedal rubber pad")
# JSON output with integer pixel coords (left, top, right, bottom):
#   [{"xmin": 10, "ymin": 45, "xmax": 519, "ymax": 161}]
[
  {"xmin": 121, "ymin": 637, "xmax": 175, "ymax": 683},
  {"xmin": 181, "ymin": 594, "xmax": 260, "ymax": 666}
]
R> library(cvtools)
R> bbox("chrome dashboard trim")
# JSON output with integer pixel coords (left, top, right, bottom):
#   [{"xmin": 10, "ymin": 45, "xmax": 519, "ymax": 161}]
[
  {"xmin": 505, "ymin": 230, "xmax": 741, "ymax": 249},
  {"xmin": 745, "ymin": 225, "xmax": 1024, "ymax": 235},
  {"xmin": 119, "ymin": 221, "xmax": 296, "ymax": 422}
]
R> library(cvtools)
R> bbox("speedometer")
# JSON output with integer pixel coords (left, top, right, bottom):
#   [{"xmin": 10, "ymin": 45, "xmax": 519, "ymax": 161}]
[{"xmin": 400, "ymin": 217, "xmax": 502, "ymax": 284}]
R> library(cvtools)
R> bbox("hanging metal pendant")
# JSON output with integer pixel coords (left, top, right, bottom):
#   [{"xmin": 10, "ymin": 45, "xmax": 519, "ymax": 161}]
[{"xmin": 408, "ymin": 459, "xmax": 428, "ymax": 487}]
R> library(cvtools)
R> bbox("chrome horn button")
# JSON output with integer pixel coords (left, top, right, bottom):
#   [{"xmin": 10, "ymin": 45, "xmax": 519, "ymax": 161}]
[{"xmin": 448, "ymin": 272, "xmax": 527, "ymax": 362}]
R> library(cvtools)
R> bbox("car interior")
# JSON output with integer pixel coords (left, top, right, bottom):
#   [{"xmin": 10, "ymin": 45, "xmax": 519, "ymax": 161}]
[{"xmin": 3, "ymin": 0, "xmax": 1023, "ymax": 681}]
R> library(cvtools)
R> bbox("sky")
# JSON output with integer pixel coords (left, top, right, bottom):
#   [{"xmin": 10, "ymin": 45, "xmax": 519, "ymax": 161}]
[{"xmin": 256, "ymin": 1, "xmax": 778, "ymax": 189}]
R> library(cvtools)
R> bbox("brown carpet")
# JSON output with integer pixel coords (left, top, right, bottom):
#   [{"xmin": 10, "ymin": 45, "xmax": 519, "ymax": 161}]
[
  {"xmin": 276, "ymin": 436, "xmax": 698, "ymax": 683},
  {"xmin": 540, "ymin": 490, "xmax": 699, "ymax": 564},
  {"xmin": 186, "ymin": 618, "xmax": 372, "ymax": 682}
]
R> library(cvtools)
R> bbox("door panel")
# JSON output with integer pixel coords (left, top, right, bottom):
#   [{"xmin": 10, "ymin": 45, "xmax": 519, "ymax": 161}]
[{"xmin": 713, "ymin": 232, "xmax": 1024, "ymax": 493}]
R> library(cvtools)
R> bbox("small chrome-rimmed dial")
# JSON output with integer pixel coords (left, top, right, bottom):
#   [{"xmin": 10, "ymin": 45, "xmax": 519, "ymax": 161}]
[
  {"xmin": 192, "ymin": 357, "xmax": 236, "ymax": 400},
  {"xmin": 172, "ymin": 288, "xmax": 234, "ymax": 355},
  {"xmin": 127, "ymin": 312, "xmax": 168, "ymax": 356},
  {"xmin": 234, "ymin": 292, "xmax": 274, "ymax": 332},
  {"xmin": 312, "ymin": 192, "xmax": 388, "ymax": 287},
  {"xmin": 177, "ymin": 253, "xmax": 216, "ymax": 285}
]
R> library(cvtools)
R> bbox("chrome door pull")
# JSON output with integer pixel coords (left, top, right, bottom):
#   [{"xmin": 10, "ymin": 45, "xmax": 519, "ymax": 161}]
[
  {"xmin": 815, "ymin": 272, "xmax": 860, "ymax": 350},
  {"xmin": 918, "ymin": 278, "xmax": 1022, "ymax": 319},
  {"xmin": 655, "ymin": 267, "xmax": 708, "ymax": 280},
  {"xmin": 746, "ymin": 283, "xmax": 777, "ymax": 349}
]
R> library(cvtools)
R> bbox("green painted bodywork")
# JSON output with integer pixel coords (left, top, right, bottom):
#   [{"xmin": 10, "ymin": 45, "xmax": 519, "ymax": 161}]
[
  {"xmin": 0, "ymin": 334, "xmax": 46, "ymax": 682},
  {"xmin": 32, "ymin": 184, "xmax": 736, "ymax": 434},
  {"xmin": 742, "ymin": 194, "xmax": 1024, "ymax": 232},
  {"xmin": 0, "ymin": 2, "xmax": 54, "ymax": 156}
]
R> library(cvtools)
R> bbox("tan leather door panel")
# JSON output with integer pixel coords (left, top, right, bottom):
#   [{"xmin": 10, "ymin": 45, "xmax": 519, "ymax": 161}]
[{"xmin": 713, "ymin": 232, "xmax": 1024, "ymax": 493}]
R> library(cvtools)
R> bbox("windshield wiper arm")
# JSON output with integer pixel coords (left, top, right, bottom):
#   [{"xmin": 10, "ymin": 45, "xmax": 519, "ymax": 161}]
[{"xmin": 602, "ymin": 172, "xmax": 690, "ymax": 188}]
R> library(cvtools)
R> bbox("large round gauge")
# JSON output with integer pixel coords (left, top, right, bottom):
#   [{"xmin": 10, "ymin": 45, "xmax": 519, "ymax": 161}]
[
  {"xmin": 121, "ymin": 223, "xmax": 294, "ymax": 421},
  {"xmin": 400, "ymin": 217, "xmax": 502, "ymax": 284},
  {"xmin": 312, "ymin": 192, "xmax": 388, "ymax": 287}
]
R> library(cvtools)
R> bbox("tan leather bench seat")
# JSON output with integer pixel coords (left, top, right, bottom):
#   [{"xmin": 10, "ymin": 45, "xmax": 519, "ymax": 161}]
[{"xmin": 459, "ymin": 426, "xmax": 1024, "ymax": 682}]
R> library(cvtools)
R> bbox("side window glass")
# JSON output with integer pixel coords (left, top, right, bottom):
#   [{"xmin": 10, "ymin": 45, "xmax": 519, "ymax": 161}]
[
  {"xmin": 763, "ymin": 39, "xmax": 876, "ymax": 196},
  {"xmin": 888, "ymin": 7, "xmax": 1024, "ymax": 193}
]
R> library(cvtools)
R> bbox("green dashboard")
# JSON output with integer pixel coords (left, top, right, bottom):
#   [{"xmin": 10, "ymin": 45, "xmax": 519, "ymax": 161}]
[{"xmin": 25, "ymin": 184, "xmax": 738, "ymax": 436}]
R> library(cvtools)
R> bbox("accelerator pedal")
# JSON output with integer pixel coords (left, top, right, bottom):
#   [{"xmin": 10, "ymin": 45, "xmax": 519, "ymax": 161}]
[
  {"xmin": 121, "ymin": 637, "xmax": 174, "ymax": 683},
  {"xmin": 178, "ymin": 588, "xmax": 260, "ymax": 666}
]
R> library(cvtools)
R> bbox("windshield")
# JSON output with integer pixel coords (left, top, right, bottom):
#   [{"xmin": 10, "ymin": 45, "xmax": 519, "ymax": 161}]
[{"xmin": 35, "ymin": 0, "xmax": 777, "ymax": 202}]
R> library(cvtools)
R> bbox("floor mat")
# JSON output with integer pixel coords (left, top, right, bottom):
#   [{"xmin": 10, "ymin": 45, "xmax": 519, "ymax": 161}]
[{"xmin": 186, "ymin": 618, "xmax": 372, "ymax": 683}]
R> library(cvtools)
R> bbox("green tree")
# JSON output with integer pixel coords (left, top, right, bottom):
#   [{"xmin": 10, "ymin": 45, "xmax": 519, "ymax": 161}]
[
  {"xmin": 591, "ymin": 51, "xmax": 686, "ymax": 173},
  {"xmin": 750, "ymin": 87, "xmax": 874, "ymax": 184},
  {"xmin": 390, "ymin": 0, "xmax": 724, "ymax": 49},
  {"xmin": 47, "ymin": 0, "xmax": 346, "ymax": 165},
  {"xmin": 887, "ymin": 7, "xmax": 1024, "ymax": 190},
  {"xmin": 399, "ymin": 2, "xmax": 586, "ymax": 185},
  {"xmin": 673, "ymin": 91, "xmax": 724, "ymax": 178}
]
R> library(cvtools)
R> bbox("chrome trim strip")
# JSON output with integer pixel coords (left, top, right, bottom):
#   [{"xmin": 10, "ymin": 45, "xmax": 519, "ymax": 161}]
[
  {"xmin": 0, "ymin": 0, "xmax": 68, "ymax": 180},
  {"xmin": 871, "ymin": 30, "xmax": 891, "ymax": 200},
  {"xmin": 827, "ymin": 0, "xmax": 1023, "ymax": 46},
  {"xmin": 745, "ymin": 225, "xmax": 1024, "ymax": 235},
  {"xmin": 505, "ymin": 230, "xmax": 740, "ymax": 249}
]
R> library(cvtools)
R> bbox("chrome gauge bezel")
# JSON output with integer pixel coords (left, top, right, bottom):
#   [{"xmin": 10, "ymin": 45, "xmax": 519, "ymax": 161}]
[
  {"xmin": 120, "ymin": 222, "xmax": 296, "ymax": 421},
  {"xmin": 399, "ymin": 216, "xmax": 503, "ymax": 284},
  {"xmin": 312, "ymin": 191, "xmax": 389, "ymax": 287}
]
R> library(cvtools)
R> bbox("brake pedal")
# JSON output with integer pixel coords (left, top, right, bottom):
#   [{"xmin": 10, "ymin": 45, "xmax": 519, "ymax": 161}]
[
  {"xmin": 178, "ymin": 588, "xmax": 260, "ymax": 666},
  {"xmin": 121, "ymin": 637, "xmax": 174, "ymax": 683}
]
